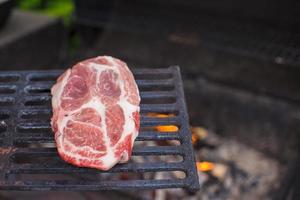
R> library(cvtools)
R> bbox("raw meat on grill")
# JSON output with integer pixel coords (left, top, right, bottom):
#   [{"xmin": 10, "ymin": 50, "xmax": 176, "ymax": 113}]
[{"xmin": 51, "ymin": 56, "xmax": 140, "ymax": 170}]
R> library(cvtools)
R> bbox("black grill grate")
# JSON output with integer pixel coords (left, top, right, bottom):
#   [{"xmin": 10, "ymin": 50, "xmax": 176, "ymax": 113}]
[{"xmin": 0, "ymin": 66, "xmax": 200, "ymax": 192}]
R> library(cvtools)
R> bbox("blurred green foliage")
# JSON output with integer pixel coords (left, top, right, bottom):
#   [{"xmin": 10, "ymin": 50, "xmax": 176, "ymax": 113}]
[
  {"xmin": 17, "ymin": 0, "xmax": 74, "ymax": 24},
  {"xmin": 17, "ymin": 0, "xmax": 80, "ymax": 53}
]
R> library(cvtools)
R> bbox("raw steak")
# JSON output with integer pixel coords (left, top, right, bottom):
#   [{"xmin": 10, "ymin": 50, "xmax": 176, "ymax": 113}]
[{"xmin": 51, "ymin": 56, "xmax": 140, "ymax": 170}]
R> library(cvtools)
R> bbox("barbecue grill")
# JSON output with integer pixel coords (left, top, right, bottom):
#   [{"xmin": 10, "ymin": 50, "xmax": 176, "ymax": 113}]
[{"xmin": 0, "ymin": 66, "xmax": 200, "ymax": 192}]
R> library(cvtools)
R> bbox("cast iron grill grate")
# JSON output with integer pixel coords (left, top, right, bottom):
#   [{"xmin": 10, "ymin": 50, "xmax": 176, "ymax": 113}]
[{"xmin": 0, "ymin": 66, "xmax": 200, "ymax": 192}]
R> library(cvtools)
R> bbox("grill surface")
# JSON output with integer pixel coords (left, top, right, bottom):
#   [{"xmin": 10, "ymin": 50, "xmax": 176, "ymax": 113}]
[{"xmin": 0, "ymin": 66, "xmax": 200, "ymax": 192}]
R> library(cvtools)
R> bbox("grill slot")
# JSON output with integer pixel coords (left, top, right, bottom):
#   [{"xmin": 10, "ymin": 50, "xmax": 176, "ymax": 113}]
[
  {"xmin": 27, "ymin": 74, "xmax": 58, "ymax": 82},
  {"xmin": 0, "ymin": 179, "xmax": 187, "ymax": 190},
  {"xmin": 0, "ymin": 67, "xmax": 199, "ymax": 192},
  {"xmin": 0, "ymin": 75, "xmax": 19, "ymax": 83},
  {"xmin": 0, "ymin": 112, "xmax": 10, "ymax": 120},
  {"xmin": 135, "ymin": 140, "xmax": 181, "ymax": 146},
  {"xmin": 137, "ymin": 80, "xmax": 175, "ymax": 91},
  {"xmin": 24, "ymin": 96, "xmax": 51, "ymax": 106},
  {"xmin": 134, "ymin": 73, "xmax": 173, "ymax": 80},
  {"xmin": 19, "ymin": 109, "xmax": 52, "ymax": 120},
  {"xmin": 13, "ymin": 131, "xmax": 181, "ymax": 144},
  {"xmin": 140, "ymin": 91, "xmax": 176, "ymax": 104},
  {"xmin": 25, "ymin": 85, "xmax": 52, "ymax": 94},
  {"xmin": 0, "ymin": 124, "xmax": 7, "ymax": 133},
  {"xmin": 10, "ymin": 164, "xmax": 186, "ymax": 176},
  {"xmin": 140, "ymin": 103, "xmax": 178, "ymax": 113},
  {"xmin": 0, "ymin": 86, "xmax": 16, "ymax": 94},
  {"xmin": 11, "ymin": 153, "xmax": 183, "ymax": 165},
  {"xmin": 140, "ymin": 116, "xmax": 180, "ymax": 126},
  {"xmin": 0, "ymin": 97, "xmax": 15, "ymax": 106},
  {"xmin": 133, "ymin": 155, "xmax": 183, "ymax": 163},
  {"xmin": 11, "ymin": 146, "xmax": 184, "ymax": 157},
  {"xmin": 141, "ymin": 97, "xmax": 176, "ymax": 104},
  {"xmin": 17, "ymin": 124, "xmax": 52, "ymax": 133},
  {"xmin": 140, "ymin": 126, "xmax": 179, "ymax": 132},
  {"xmin": 145, "ymin": 111, "xmax": 179, "ymax": 116},
  {"xmin": 12, "ymin": 171, "xmax": 186, "ymax": 182},
  {"xmin": 11, "ymin": 149, "xmax": 185, "ymax": 162}
]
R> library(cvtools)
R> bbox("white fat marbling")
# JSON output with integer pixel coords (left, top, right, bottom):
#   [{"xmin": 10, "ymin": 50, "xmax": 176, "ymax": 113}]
[{"xmin": 53, "ymin": 56, "xmax": 140, "ymax": 169}]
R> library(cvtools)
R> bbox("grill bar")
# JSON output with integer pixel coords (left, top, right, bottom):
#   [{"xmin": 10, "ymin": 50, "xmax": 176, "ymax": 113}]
[
  {"xmin": 0, "ymin": 179, "xmax": 187, "ymax": 191},
  {"xmin": 140, "ymin": 104, "xmax": 178, "ymax": 113},
  {"xmin": 140, "ymin": 91, "xmax": 176, "ymax": 99},
  {"xmin": 13, "ymin": 132, "xmax": 181, "ymax": 143},
  {"xmin": 21, "ymin": 93, "xmax": 173, "ymax": 107},
  {"xmin": 0, "ymin": 66, "xmax": 199, "ymax": 192},
  {"xmin": 10, "ymin": 162, "xmax": 185, "ymax": 174},
  {"xmin": 12, "ymin": 146, "xmax": 183, "ymax": 156}
]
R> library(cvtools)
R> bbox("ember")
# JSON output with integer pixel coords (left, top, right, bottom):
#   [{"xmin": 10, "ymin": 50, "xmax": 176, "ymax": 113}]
[
  {"xmin": 156, "ymin": 125, "xmax": 178, "ymax": 132},
  {"xmin": 191, "ymin": 126, "xmax": 208, "ymax": 144},
  {"xmin": 196, "ymin": 161, "xmax": 214, "ymax": 172},
  {"xmin": 147, "ymin": 113, "xmax": 179, "ymax": 132},
  {"xmin": 147, "ymin": 113, "xmax": 175, "ymax": 118}
]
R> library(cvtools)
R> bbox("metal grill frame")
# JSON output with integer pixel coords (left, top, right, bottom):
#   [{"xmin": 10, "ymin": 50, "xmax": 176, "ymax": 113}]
[{"xmin": 0, "ymin": 66, "xmax": 200, "ymax": 192}]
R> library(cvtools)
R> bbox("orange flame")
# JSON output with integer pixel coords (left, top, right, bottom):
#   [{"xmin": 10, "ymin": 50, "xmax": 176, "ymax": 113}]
[
  {"xmin": 147, "ymin": 113, "xmax": 175, "ymax": 118},
  {"xmin": 147, "ymin": 113, "xmax": 178, "ymax": 132},
  {"xmin": 196, "ymin": 162, "xmax": 215, "ymax": 172},
  {"xmin": 156, "ymin": 125, "xmax": 178, "ymax": 132}
]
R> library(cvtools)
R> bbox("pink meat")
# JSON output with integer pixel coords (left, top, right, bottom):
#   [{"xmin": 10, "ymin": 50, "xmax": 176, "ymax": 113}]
[{"xmin": 51, "ymin": 56, "xmax": 140, "ymax": 170}]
